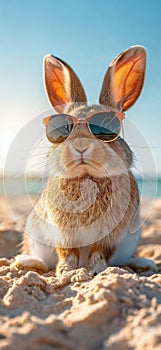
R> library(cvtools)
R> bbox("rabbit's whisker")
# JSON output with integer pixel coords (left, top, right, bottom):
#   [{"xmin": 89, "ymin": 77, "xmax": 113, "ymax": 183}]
[
  {"xmin": 130, "ymin": 145, "xmax": 160, "ymax": 149},
  {"xmin": 29, "ymin": 153, "xmax": 49, "ymax": 158},
  {"xmin": 22, "ymin": 153, "xmax": 49, "ymax": 161},
  {"xmin": 27, "ymin": 161, "xmax": 48, "ymax": 170},
  {"xmin": 37, "ymin": 146, "xmax": 51, "ymax": 149}
]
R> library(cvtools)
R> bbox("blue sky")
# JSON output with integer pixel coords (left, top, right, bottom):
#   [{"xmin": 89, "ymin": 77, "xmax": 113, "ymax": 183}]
[{"xmin": 0, "ymin": 0, "xmax": 161, "ymax": 176}]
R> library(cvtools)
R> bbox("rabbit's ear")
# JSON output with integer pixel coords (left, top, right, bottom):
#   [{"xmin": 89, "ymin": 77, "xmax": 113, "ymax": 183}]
[
  {"xmin": 44, "ymin": 55, "xmax": 87, "ymax": 112},
  {"xmin": 99, "ymin": 46, "xmax": 146, "ymax": 111}
]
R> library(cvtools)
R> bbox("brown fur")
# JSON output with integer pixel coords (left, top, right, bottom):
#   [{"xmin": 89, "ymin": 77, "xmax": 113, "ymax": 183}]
[
  {"xmin": 89, "ymin": 172, "xmax": 139, "ymax": 262},
  {"xmin": 21, "ymin": 235, "xmax": 30, "ymax": 255},
  {"xmin": 46, "ymin": 175, "xmax": 112, "ymax": 229}
]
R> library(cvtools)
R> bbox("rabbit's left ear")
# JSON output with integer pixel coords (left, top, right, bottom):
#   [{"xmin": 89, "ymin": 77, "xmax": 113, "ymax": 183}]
[
  {"xmin": 99, "ymin": 46, "xmax": 146, "ymax": 111},
  {"xmin": 44, "ymin": 55, "xmax": 87, "ymax": 113}
]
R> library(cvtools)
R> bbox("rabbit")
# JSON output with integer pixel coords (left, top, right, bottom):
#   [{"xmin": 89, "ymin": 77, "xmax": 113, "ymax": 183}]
[{"xmin": 13, "ymin": 46, "xmax": 157, "ymax": 277}]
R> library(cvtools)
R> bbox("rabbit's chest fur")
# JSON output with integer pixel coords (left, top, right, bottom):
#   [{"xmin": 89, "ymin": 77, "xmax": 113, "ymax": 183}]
[{"xmin": 26, "ymin": 172, "xmax": 139, "ymax": 250}]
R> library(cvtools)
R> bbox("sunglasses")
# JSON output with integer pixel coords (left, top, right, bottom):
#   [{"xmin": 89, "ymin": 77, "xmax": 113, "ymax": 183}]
[{"xmin": 43, "ymin": 110, "xmax": 125, "ymax": 144}]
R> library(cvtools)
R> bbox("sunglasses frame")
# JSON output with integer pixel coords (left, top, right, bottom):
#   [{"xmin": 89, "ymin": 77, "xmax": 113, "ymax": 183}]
[{"xmin": 43, "ymin": 109, "xmax": 125, "ymax": 144}]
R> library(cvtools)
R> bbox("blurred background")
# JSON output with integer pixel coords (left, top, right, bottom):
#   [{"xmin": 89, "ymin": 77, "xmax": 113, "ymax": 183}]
[{"xmin": 0, "ymin": 0, "xmax": 161, "ymax": 198}]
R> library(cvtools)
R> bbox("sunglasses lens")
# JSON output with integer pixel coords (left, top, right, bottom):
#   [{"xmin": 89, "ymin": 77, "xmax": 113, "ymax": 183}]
[
  {"xmin": 89, "ymin": 111, "xmax": 121, "ymax": 141},
  {"xmin": 46, "ymin": 114, "xmax": 74, "ymax": 143}
]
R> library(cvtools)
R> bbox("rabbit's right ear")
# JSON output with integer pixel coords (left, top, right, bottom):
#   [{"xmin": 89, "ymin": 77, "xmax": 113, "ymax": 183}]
[
  {"xmin": 99, "ymin": 46, "xmax": 146, "ymax": 111},
  {"xmin": 44, "ymin": 55, "xmax": 87, "ymax": 113}
]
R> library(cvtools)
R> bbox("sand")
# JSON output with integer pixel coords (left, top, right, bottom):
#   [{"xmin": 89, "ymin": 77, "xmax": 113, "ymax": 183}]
[{"xmin": 0, "ymin": 195, "xmax": 161, "ymax": 350}]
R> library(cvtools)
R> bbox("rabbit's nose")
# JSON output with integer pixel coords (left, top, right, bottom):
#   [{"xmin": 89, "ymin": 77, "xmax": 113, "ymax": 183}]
[
  {"xmin": 75, "ymin": 147, "xmax": 88, "ymax": 154},
  {"xmin": 72, "ymin": 139, "xmax": 90, "ymax": 153}
]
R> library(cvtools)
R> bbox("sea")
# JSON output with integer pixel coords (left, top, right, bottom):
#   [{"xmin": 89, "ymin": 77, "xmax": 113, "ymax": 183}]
[{"xmin": 1, "ymin": 177, "xmax": 161, "ymax": 199}]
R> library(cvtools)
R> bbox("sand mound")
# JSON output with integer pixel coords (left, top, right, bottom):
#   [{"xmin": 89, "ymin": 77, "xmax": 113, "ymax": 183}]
[{"xmin": 0, "ymin": 196, "xmax": 161, "ymax": 349}]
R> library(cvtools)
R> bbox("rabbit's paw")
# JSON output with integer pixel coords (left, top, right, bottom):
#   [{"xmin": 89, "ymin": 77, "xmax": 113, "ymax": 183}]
[
  {"xmin": 127, "ymin": 257, "xmax": 158, "ymax": 273},
  {"xmin": 56, "ymin": 248, "xmax": 79, "ymax": 279},
  {"xmin": 56, "ymin": 267, "xmax": 92, "ymax": 283},
  {"xmin": 88, "ymin": 252, "xmax": 107, "ymax": 276},
  {"xmin": 11, "ymin": 254, "xmax": 48, "ymax": 273},
  {"xmin": 56, "ymin": 254, "xmax": 78, "ymax": 279},
  {"xmin": 71, "ymin": 268, "xmax": 92, "ymax": 282},
  {"xmin": 56, "ymin": 263, "xmax": 74, "ymax": 280}
]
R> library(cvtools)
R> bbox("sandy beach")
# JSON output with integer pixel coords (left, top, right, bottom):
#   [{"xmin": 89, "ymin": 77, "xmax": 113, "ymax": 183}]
[{"xmin": 0, "ymin": 195, "xmax": 161, "ymax": 350}]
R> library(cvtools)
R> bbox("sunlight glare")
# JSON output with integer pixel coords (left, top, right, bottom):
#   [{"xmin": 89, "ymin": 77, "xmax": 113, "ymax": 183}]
[{"xmin": 0, "ymin": 130, "xmax": 16, "ymax": 172}]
